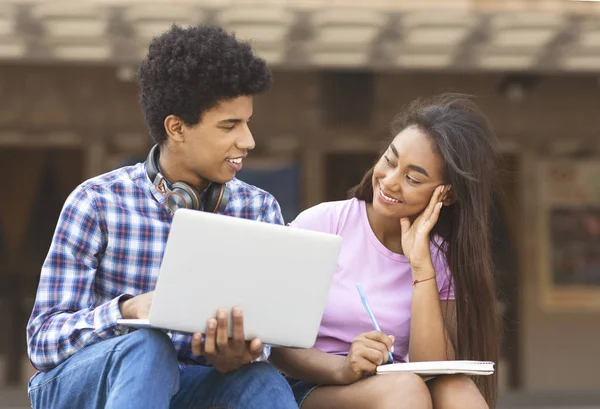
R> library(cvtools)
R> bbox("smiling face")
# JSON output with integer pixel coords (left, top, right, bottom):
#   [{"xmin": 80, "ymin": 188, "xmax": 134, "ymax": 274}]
[
  {"xmin": 162, "ymin": 95, "xmax": 256, "ymax": 190},
  {"xmin": 181, "ymin": 95, "xmax": 255, "ymax": 185},
  {"xmin": 372, "ymin": 125, "xmax": 446, "ymax": 219}
]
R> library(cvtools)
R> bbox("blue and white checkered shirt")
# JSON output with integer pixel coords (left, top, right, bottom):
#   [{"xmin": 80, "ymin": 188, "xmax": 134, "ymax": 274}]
[{"xmin": 26, "ymin": 162, "xmax": 284, "ymax": 372}]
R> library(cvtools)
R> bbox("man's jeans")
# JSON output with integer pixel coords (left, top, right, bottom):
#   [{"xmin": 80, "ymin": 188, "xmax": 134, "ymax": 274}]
[{"xmin": 28, "ymin": 329, "xmax": 298, "ymax": 409}]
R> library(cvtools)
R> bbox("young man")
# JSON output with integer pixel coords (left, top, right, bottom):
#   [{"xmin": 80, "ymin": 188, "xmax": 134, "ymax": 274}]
[{"xmin": 26, "ymin": 24, "xmax": 298, "ymax": 409}]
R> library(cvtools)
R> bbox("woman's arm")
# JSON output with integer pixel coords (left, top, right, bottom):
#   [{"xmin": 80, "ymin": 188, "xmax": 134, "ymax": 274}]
[
  {"xmin": 270, "ymin": 347, "xmax": 347, "ymax": 385},
  {"xmin": 401, "ymin": 186, "xmax": 457, "ymax": 362},
  {"xmin": 409, "ymin": 265, "xmax": 456, "ymax": 362},
  {"xmin": 270, "ymin": 330, "xmax": 393, "ymax": 385},
  {"xmin": 440, "ymin": 300, "xmax": 457, "ymax": 354}
]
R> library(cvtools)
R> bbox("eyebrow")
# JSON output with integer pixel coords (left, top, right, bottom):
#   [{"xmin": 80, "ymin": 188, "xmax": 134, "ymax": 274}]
[
  {"xmin": 389, "ymin": 143, "xmax": 430, "ymax": 177},
  {"xmin": 218, "ymin": 114, "xmax": 253, "ymax": 126},
  {"xmin": 218, "ymin": 118, "xmax": 242, "ymax": 126},
  {"xmin": 408, "ymin": 164, "xmax": 430, "ymax": 178}
]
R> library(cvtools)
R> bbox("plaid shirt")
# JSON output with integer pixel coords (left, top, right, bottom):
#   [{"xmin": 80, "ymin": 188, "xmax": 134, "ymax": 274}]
[{"xmin": 26, "ymin": 162, "xmax": 284, "ymax": 372}]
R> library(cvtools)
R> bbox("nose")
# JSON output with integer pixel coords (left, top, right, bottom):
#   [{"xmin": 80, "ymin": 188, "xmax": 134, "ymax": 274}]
[
  {"xmin": 381, "ymin": 171, "xmax": 402, "ymax": 192},
  {"xmin": 236, "ymin": 124, "xmax": 255, "ymax": 151}
]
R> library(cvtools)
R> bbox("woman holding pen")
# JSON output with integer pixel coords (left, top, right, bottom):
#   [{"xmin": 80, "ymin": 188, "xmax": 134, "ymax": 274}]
[{"xmin": 270, "ymin": 94, "xmax": 500, "ymax": 409}]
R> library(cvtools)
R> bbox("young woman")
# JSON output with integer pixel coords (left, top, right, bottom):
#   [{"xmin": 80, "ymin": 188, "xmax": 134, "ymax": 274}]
[{"xmin": 271, "ymin": 94, "xmax": 501, "ymax": 409}]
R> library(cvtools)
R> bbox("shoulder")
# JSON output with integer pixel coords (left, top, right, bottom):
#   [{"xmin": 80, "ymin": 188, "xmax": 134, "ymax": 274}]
[
  {"xmin": 77, "ymin": 164, "xmax": 145, "ymax": 200},
  {"xmin": 226, "ymin": 177, "xmax": 273, "ymax": 202},
  {"xmin": 225, "ymin": 177, "xmax": 279, "ymax": 208},
  {"xmin": 61, "ymin": 164, "xmax": 146, "ymax": 219},
  {"xmin": 289, "ymin": 198, "xmax": 361, "ymax": 234},
  {"xmin": 225, "ymin": 178, "xmax": 282, "ymax": 222},
  {"xmin": 55, "ymin": 166, "xmax": 141, "ymax": 241}
]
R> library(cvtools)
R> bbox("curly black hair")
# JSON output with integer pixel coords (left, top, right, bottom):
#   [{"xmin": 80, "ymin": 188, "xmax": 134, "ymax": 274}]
[{"xmin": 137, "ymin": 24, "xmax": 272, "ymax": 144}]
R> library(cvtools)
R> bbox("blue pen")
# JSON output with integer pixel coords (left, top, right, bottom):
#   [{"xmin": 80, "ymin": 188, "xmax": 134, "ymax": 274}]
[{"xmin": 356, "ymin": 284, "xmax": 394, "ymax": 364}]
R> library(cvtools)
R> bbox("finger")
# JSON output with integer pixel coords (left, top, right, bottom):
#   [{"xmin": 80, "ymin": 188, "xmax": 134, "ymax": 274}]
[
  {"xmin": 361, "ymin": 337, "xmax": 393, "ymax": 362},
  {"xmin": 216, "ymin": 309, "xmax": 229, "ymax": 352},
  {"xmin": 442, "ymin": 185, "xmax": 452, "ymax": 202},
  {"xmin": 427, "ymin": 201, "xmax": 444, "ymax": 226},
  {"xmin": 191, "ymin": 333, "xmax": 204, "ymax": 356},
  {"xmin": 362, "ymin": 331, "xmax": 394, "ymax": 350},
  {"xmin": 356, "ymin": 346, "xmax": 387, "ymax": 366},
  {"xmin": 351, "ymin": 354, "xmax": 378, "ymax": 376},
  {"xmin": 438, "ymin": 185, "xmax": 448, "ymax": 203},
  {"xmin": 231, "ymin": 306, "xmax": 245, "ymax": 352},
  {"xmin": 361, "ymin": 358, "xmax": 378, "ymax": 376},
  {"xmin": 423, "ymin": 185, "xmax": 445, "ymax": 221},
  {"xmin": 203, "ymin": 319, "xmax": 217, "ymax": 355},
  {"xmin": 400, "ymin": 217, "xmax": 411, "ymax": 235},
  {"xmin": 248, "ymin": 338, "xmax": 264, "ymax": 360},
  {"xmin": 361, "ymin": 339, "xmax": 392, "ymax": 363}
]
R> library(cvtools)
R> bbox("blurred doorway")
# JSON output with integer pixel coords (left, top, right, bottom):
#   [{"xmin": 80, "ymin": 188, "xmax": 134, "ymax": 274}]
[
  {"xmin": 0, "ymin": 147, "xmax": 83, "ymax": 385},
  {"xmin": 325, "ymin": 152, "xmax": 378, "ymax": 202}
]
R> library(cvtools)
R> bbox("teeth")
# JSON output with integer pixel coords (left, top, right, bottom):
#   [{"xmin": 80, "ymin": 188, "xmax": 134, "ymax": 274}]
[
  {"xmin": 227, "ymin": 158, "xmax": 242, "ymax": 164},
  {"xmin": 380, "ymin": 186, "xmax": 399, "ymax": 203}
]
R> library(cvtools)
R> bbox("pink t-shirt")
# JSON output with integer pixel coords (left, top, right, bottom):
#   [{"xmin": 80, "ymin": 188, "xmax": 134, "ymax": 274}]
[{"xmin": 289, "ymin": 198, "xmax": 455, "ymax": 363}]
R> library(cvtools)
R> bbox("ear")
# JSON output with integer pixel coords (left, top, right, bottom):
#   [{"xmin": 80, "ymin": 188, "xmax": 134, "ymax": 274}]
[
  {"xmin": 442, "ymin": 185, "xmax": 457, "ymax": 206},
  {"xmin": 164, "ymin": 115, "xmax": 185, "ymax": 143}
]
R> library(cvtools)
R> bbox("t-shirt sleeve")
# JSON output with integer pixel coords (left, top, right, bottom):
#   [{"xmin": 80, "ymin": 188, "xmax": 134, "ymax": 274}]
[
  {"xmin": 431, "ymin": 241, "xmax": 455, "ymax": 301},
  {"xmin": 288, "ymin": 202, "xmax": 337, "ymax": 235}
]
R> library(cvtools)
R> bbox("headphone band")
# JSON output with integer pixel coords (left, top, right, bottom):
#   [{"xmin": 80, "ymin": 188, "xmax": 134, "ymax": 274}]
[
  {"xmin": 145, "ymin": 144, "xmax": 229, "ymax": 214},
  {"xmin": 146, "ymin": 144, "xmax": 163, "ymax": 188}
]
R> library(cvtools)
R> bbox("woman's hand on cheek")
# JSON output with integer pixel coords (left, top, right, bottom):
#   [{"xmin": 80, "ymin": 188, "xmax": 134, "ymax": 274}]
[{"xmin": 400, "ymin": 184, "xmax": 447, "ymax": 272}]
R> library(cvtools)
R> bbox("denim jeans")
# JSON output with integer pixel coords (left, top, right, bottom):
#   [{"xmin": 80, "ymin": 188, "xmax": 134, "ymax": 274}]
[{"xmin": 28, "ymin": 329, "xmax": 298, "ymax": 409}]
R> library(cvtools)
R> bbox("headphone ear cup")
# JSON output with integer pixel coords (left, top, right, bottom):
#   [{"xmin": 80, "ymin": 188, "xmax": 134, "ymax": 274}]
[
  {"xmin": 204, "ymin": 183, "xmax": 230, "ymax": 213},
  {"xmin": 216, "ymin": 185, "xmax": 230, "ymax": 213},
  {"xmin": 166, "ymin": 182, "xmax": 201, "ymax": 213}
]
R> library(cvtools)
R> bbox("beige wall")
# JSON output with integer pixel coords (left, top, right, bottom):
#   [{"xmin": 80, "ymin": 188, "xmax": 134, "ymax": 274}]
[
  {"xmin": 1, "ymin": 65, "xmax": 599, "ymax": 390},
  {"xmin": 520, "ymin": 153, "xmax": 600, "ymax": 391}
]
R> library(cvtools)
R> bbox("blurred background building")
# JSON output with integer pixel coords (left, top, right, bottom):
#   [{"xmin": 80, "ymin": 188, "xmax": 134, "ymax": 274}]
[{"xmin": 0, "ymin": 0, "xmax": 599, "ymax": 407}]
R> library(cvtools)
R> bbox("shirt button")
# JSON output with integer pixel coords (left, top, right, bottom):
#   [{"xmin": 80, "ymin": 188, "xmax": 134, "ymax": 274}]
[{"xmin": 114, "ymin": 330, "xmax": 122, "ymax": 336}]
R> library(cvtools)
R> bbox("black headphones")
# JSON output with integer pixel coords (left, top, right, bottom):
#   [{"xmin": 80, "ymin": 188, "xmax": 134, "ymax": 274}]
[{"xmin": 145, "ymin": 144, "xmax": 230, "ymax": 214}]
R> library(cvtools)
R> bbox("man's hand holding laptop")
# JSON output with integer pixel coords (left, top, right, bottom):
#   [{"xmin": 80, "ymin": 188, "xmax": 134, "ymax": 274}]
[
  {"xmin": 192, "ymin": 307, "xmax": 264, "ymax": 373},
  {"xmin": 120, "ymin": 293, "xmax": 262, "ymax": 373}
]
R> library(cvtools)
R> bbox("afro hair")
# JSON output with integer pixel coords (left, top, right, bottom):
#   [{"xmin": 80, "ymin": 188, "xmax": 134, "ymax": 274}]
[{"xmin": 137, "ymin": 24, "xmax": 272, "ymax": 144}]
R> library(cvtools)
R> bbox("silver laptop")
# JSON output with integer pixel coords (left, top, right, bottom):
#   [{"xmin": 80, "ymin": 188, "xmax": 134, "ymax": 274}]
[{"xmin": 117, "ymin": 208, "xmax": 342, "ymax": 349}]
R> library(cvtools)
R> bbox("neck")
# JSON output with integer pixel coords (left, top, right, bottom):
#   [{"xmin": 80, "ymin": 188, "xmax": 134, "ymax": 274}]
[
  {"xmin": 158, "ymin": 145, "xmax": 209, "ymax": 192},
  {"xmin": 365, "ymin": 202, "xmax": 404, "ymax": 255}
]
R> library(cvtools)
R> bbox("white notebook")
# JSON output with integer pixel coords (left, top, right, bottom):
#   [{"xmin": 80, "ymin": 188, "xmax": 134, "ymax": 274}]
[{"xmin": 376, "ymin": 360, "xmax": 495, "ymax": 376}]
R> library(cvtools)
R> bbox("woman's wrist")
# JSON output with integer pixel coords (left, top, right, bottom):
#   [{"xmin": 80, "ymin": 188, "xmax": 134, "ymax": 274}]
[
  {"xmin": 410, "ymin": 261, "xmax": 436, "ymax": 280},
  {"xmin": 333, "ymin": 357, "xmax": 355, "ymax": 385},
  {"xmin": 332, "ymin": 367, "xmax": 349, "ymax": 385}
]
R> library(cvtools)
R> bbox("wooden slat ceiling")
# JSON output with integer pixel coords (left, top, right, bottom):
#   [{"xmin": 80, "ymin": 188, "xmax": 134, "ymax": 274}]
[{"xmin": 1, "ymin": 0, "xmax": 600, "ymax": 72}]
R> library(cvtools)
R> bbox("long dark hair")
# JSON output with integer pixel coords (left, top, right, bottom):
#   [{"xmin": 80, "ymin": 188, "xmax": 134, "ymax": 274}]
[{"xmin": 349, "ymin": 93, "xmax": 501, "ymax": 407}]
